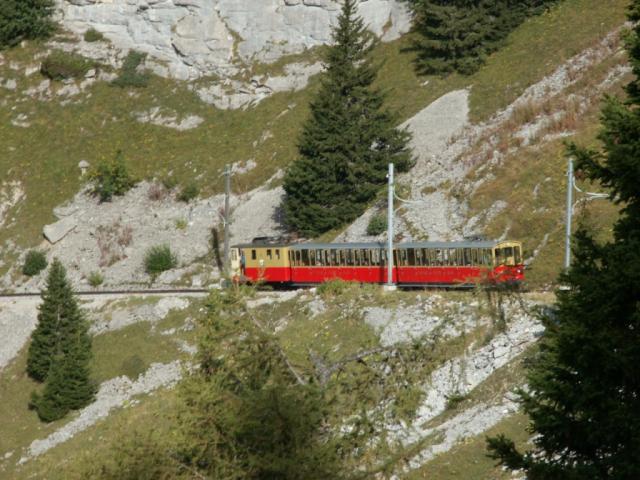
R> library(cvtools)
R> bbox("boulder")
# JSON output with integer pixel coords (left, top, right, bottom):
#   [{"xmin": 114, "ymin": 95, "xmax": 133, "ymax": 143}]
[{"xmin": 44, "ymin": 217, "xmax": 77, "ymax": 244}]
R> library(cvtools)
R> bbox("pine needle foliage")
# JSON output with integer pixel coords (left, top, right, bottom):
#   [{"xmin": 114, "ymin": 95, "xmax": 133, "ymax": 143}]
[
  {"xmin": 0, "ymin": 0, "xmax": 55, "ymax": 49},
  {"xmin": 408, "ymin": 0, "xmax": 559, "ymax": 75},
  {"xmin": 83, "ymin": 287, "xmax": 346, "ymax": 479},
  {"xmin": 487, "ymin": 3, "xmax": 640, "ymax": 477},
  {"xmin": 282, "ymin": 0, "xmax": 413, "ymax": 237},
  {"xmin": 27, "ymin": 259, "xmax": 95, "ymax": 422}
]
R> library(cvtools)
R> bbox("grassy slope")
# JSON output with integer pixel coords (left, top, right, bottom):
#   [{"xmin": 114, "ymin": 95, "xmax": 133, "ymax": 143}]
[
  {"xmin": 0, "ymin": 298, "xmax": 198, "ymax": 479},
  {"xmin": 0, "ymin": 0, "xmax": 628, "ymax": 285}
]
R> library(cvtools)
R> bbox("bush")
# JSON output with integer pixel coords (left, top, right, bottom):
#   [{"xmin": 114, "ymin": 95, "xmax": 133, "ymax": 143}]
[
  {"xmin": 89, "ymin": 150, "xmax": 137, "ymax": 202},
  {"xmin": 366, "ymin": 214, "xmax": 387, "ymax": 236},
  {"xmin": 144, "ymin": 245, "xmax": 177, "ymax": 276},
  {"xmin": 0, "ymin": 0, "xmax": 55, "ymax": 49},
  {"xmin": 317, "ymin": 279, "xmax": 351, "ymax": 298},
  {"xmin": 178, "ymin": 182, "xmax": 199, "ymax": 203},
  {"xmin": 121, "ymin": 355, "xmax": 146, "ymax": 380},
  {"xmin": 111, "ymin": 51, "xmax": 150, "ymax": 88},
  {"xmin": 40, "ymin": 50, "xmax": 93, "ymax": 80},
  {"xmin": 161, "ymin": 175, "xmax": 178, "ymax": 191},
  {"xmin": 22, "ymin": 250, "xmax": 47, "ymax": 276},
  {"xmin": 87, "ymin": 271, "xmax": 104, "ymax": 287},
  {"xmin": 83, "ymin": 28, "xmax": 104, "ymax": 43}
]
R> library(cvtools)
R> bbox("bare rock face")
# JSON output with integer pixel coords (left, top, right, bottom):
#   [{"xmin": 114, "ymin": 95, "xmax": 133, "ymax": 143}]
[{"xmin": 57, "ymin": 0, "xmax": 412, "ymax": 80}]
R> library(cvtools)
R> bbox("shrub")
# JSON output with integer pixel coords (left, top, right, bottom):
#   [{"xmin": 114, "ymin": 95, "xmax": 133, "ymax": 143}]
[
  {"xmin": 317, "ymin": 279, "xmax": 351, "ymax": 298},
  {"xmin": 147, "ymin": 182, "xmax": 168, "ymax": 201},
  {"xmin": 121, "ymin": 355, "xmax": 146, "ymax": 380},
  {"xmin": 366, "ymin": 214, "xmax": 387, "ymax": 236},
  {"xmin": 178, "ymin": 182, "xmax": 199, "ymax": 203},
  {"xmin": 83, "ymin": 28, "xmax": 104, "ymax": 43},
  {"xmin": 111, "ymin": 51, "xmax": 150, "ymax": 88},
  {"xmin": 96, "ymin": 221, "xmax": 133, "ymax": 267},
  {"xmin": 0, "ymin": 0, "xmax": 55, "ymax": 49},
  {"xmin": 22, "ymin": 250, "xmax": 47, "ymax": 276},
  {"xmin": 89, "ymin": 151, "xmax": 137, "ymax": 202},
  {"xmin": 144, "ymin": 245, "xmax": 177, "ymax": 276},
  {"xmin": 161, "ymin": 176, "xmax": 178, "ymax": 191},
  {"xmin": 175, "ymin": 218, "xmax": 188, "ymax": 230},
  {"xmin": 87, "ymin": 271, "xmax": 104, "ymax": 287},
  {"xmin": 40, "ymin": 50, "xmax": 93, "ymax": 80}
]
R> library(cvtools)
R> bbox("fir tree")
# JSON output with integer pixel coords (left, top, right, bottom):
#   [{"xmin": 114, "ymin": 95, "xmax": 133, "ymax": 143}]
[
  {"xmin": 27, "ymin": 258, "xmax": 81, "ymax": 382},
  {"xmin": 282, "ymin": 0, "xmax": 412, "ymax": 237},
  {"xmin": 27, "ymin": 259, "xmax": 95, "ymax": 422},
  {"xmin": 0, "ymin": 0, "xmax": 55, "ymax": 49},
  {"xmin": 409, "ymin": 0, "xmax": 558, "ymax": 75},
  {"xmin": 487, "ymin": 3, "xmax": 640, "ymax": 477}
]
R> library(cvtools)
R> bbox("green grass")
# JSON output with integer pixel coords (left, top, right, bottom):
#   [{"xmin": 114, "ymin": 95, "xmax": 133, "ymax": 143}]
[{"xmin": 0, "ymin": 297, "xmax": 197, "ymax": 478}]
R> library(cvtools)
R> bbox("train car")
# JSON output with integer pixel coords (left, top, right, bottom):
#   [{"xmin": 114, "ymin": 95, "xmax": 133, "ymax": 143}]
[{"xmin": 230, "ymin": 240, "xmax": 524, "ymax": 287}]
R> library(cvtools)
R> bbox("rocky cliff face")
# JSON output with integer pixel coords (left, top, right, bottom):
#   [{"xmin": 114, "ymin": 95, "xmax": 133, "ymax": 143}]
[{"xmin": 57, "ymin": 0, "xmax": 411, "ymax": 80}]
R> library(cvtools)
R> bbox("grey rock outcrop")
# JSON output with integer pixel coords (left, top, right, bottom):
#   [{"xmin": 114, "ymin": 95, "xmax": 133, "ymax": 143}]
[
  {"xmin": 43, "ymin": 216, "xmax": 78, "ymax": 244},
  {"xmin": 57, "ymin": 0, "xmax": 412, "ymax": 80}
]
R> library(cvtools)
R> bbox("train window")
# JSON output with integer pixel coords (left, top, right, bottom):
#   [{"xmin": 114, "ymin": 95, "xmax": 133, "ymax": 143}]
[
  {"xmin": 381, "ymin": 249, "xmax": 387, "ymax": 266},
  {"xmin": 293, "ymin": 251, "xmax": 300, "ymax": 266},
  {"xmin": 267, "ymin": 249, "xmax": 272, "ymax": 260},
  {"xmin": 407, "ymin": 249, "xmax": 416, "ymax": 266},
  {"xmin": 514, "ymin": 246, "xmax": 522, "ymax": 264},
  {"xmin": 371, "ymin": 249, "xmax": 380, "ymax": 266},
  {"xmin": 302, "ymin": 250, "xmax": 309, "ymax": 266},
  {"xmin": 495, "ymin": 248, "xmax": 503, "ymax": 265},
  {"xmin": 359, "ymin": 249, "xmax": 368, "ymax": 266},
  {"xmin": 330, "ymin": 250, "xmax": 337, "ymax": 266},
  {"xmin": 276, "ymin": 249, "xmax": 281, "ymax": 260},
  {"xmin": 251, "ymin": 249, "xmax": 257, "ymax": 260},
  {"xmin": 504, "ymin": 247, "xmax": 514, "ymax": 266},
  {"xmin": 309, "ymin": 250, "xmax": 316, "ymax": 265}
]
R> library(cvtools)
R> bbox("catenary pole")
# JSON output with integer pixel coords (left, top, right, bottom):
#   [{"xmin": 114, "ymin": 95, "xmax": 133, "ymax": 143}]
[
  {"xmin": 387, "ymin": 163, "xmax": 394, "ymax": 287},
  {"xmin": 564, "ymin": 158, "xmax": 573, "ymax": 269},
  {"xmin": 224, "ymin": 164, "xmax": 231, "ymax": 274}
]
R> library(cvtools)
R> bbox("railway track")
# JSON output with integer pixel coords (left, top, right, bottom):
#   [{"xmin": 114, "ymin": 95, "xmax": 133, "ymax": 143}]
[{"xmin": 0, "ymin": 288, "xmax": 210, "ymax": 299}]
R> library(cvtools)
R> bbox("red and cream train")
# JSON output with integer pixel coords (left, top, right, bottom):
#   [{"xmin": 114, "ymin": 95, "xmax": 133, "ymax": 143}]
[{"xmin": 230, "ymin": 239, "xmax": 524, "ymax": 287}]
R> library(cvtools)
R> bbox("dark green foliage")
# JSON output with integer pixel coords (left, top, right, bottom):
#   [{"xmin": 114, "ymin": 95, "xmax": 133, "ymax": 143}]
[
  {"xmin": 408, "ymin": 0, "xmax": 559, "ymax": 75},
  {"xmin": 22, "ymin": 250, "xmax": 47, "ymax": 276},
  {"xmin": 282, "ymin": 0, "xmax": 413, "ymax": 237},
  {"xmin": 27, "ymin": 259, "xmax": 94, "ymax": 422},
  {"xmin": 144, "ymin": 245, "xmax": 178, "ymax": 276},
  {"xmin": 487, "ymin": 3, "xmax": 640, "ymax": 477},
  {"xmin": 0, "ymin": 0, "xmax": 55, "ymax": 49},
  {"xmin": 177, "ymin": 182, "xmax": 199, "ymax": 203},
  {"xmin": 83, "ymin": 28, "xmax": 104, "ymax": 42},
  {"xmin": 111, "ymin": 51, "xmax": 150, "ymax": 88},
  {"xmin": 121, "ymin": 354, "xmax": 146, "ymax": 380},
  {"xmin": 89, "ymin": 150, "xmax": 137, "ymax": 202},
  {"xmin": 27, "ymin": 259, "xmax": 75, "ymax": 381},
  {"xmin": 366, "ymin": 213, "xmax": 387, "ymax": 236},
  {"xmin": 40, "ymin": 50, "xmax": 93, "ymax": 80}
]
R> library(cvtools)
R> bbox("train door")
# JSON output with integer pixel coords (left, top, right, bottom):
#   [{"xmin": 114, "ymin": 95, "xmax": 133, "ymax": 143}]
[{"xmin": 230, "ymin": 248, "xmax": 242, "ymax": 280}]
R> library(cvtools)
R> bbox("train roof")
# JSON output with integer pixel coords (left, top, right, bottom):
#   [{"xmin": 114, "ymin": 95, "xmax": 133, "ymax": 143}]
[{"xmin": 233, "ymin": 240, "xmax": 519, "ymax": 250}]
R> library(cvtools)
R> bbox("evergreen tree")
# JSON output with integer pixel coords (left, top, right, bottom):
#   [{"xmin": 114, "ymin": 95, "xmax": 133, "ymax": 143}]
[
  {"xmin": 27, "ymin": 259, "xmax": 95, "ymax": 422},
  {"xmin": 487, "ymin": 3, "xmax": 640, "ymax": 477},
  {"xmin": 409, "ymin": 0, "xmax": 559, "ymax": 75},
  {"xmin": 0, "ymin": 0, "xmax": 55, "ymax": 49},
  {"xmin": 282, "ymin": 0, "xmax": 413, "ymax": 237},
  {"xmin": 27, "ymin": 258, "xmax": 81, "ymax": 382}
]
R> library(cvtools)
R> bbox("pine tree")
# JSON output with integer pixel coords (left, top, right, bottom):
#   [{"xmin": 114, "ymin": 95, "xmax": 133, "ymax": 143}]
[
  {"xmin": 0, "ymin": 0, "xmax": 55, "ymax": 49},
  {"xmin": 282, "ymin": 0, "xmax": 413, "ymax": 237},
  {"xmin": 409, "ymin": 0, "xmax": 558, "ymax": 75},
  {"xmin": 27, "ymin": 258, "xmax": 80, "ymax": 382},
  {"xmin": 487, "ymin": 3, "xmax": 640, "ymax": 477},
  {"xmin": 27, "ymin": 259, "xmax": 95, "ymax": 422}
]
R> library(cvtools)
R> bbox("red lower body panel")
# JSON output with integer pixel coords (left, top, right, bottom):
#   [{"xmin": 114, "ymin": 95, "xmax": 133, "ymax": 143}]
[
  {"xmin": 244, "ymin": 267, "xmax": 292, "ymax": 283},
  {"xmin": 290, "ymin": 267, "xmax": 391, "ymax": 284},
  {"xmin": 243, "ymin": 265, "xmax": 524, "ymax": 286}
]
